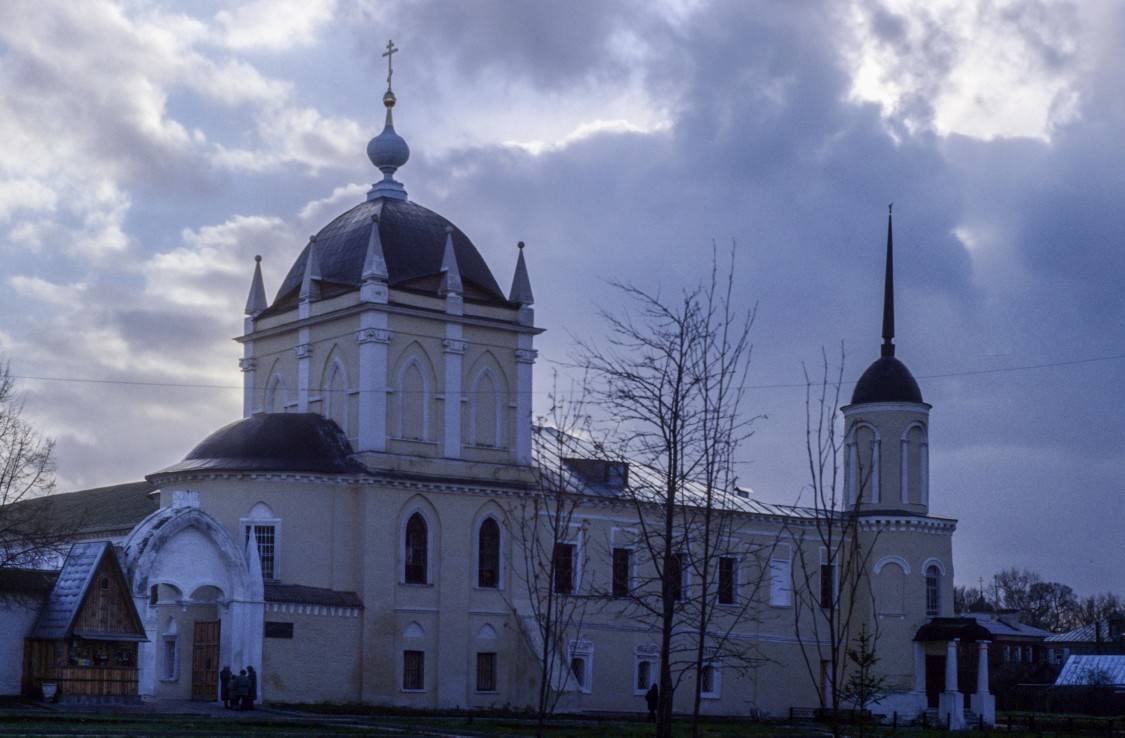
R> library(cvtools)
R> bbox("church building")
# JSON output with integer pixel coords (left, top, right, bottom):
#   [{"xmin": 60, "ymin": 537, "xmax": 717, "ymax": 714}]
[{"xmin": 4, "ymin": 52, "xmax": 988, "ymax": 726}]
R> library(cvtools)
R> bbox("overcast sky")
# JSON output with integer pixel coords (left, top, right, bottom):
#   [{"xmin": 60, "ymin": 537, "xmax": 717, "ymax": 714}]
[{"xmin": 1, "ymin": 0, "xmax": 1122, "ymax": 597}]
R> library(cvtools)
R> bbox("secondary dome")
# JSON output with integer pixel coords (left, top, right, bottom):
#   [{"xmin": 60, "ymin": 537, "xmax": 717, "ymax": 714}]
[
  {"xmin": 850, "ymin": 356, "xmax": 923, "ymax": 405},
  {"xmin": 157, "ymin": 414, "xmax": 365, "ymax": 475},
  {"xmin": 266, "ymin": 198, "xmax": 506, "ymax": 315}
]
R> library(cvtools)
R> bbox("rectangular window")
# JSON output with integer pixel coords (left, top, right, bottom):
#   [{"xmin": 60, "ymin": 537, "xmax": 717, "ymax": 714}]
[
  {"xmin": 246, "ymin": 524, "xmax": 277, "ymax": 580},
  {"xmin": 612, "ymin": 547, "xmax": 632, "ymax": 597},
  {"xmin": 476, "ymin": 652, "xmax": 497, "ymax": 692},
  {"xmin": 161, "ymin": 636, "xmax": 177, "ymax": 680},
  {"xmin": 264, "ymin": 621, "xmax": 294, "ymax": 639},
  {"xmin": 718, "ymin": 557, "xmax": 736, "ymax": 605},
  {"xmin": 770, "ymin": 544, "xmax": 792, "ymax": 607},
  {"xmin": 820, "ymin": 563, "xmax": 837, "ymax": 609},
  {"xmin": 668, "ymin": 553, "xmax": 683, "ymax": 601},
  {"xmin": 403, "ymin": 650, "xmax": 425, "ymax": 691},
  {"xmin": 819, "ymin": 549, "xmax": 837, "ymax": 610},
  {"xmin": 553, "ymin": 543, "xmax": 575, "ymax": 594}
]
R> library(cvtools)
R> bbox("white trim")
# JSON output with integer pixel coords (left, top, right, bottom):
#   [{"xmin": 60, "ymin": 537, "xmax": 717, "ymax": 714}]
[
  {"xmin": 769, "ymin": 543, "xmax": 792, "ymax": 608},
  {"xmin": 401, "ymin": 507, "xmax": 435, "ymax": 586},
  {"xmin": 474, "ymin": 513, "xmax": 504, "ymax": 590},
  {"xmin": 568, "ymin": 638, "xmax": 594, "ymax": 694},
  {"xmin": 394, "ymin": 349, "xmax": 433, "ymax": 442},
  {"xmin": 874, "ymin": 555, "xmax": 912, "ymax": 575},
  {"xmin": 322, "ymin": 354, "xmax": 350, "ymax": 437},
  {"xmin": 922, "ymin": 558, "xmax": 947, "ymax": 577}
]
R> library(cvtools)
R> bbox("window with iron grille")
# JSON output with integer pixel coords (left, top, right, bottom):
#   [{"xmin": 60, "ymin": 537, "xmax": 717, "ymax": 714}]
[
  {"xmin": 403, "ymin": 650, "xmax": 425, "ymax": 691},
  {"xmin": 246, "ymin": 524, "xmax": 276, "ymax": 580},
  {"xmin": 476, "ymin": 652, "xmax": 497, "ymax": 692}
]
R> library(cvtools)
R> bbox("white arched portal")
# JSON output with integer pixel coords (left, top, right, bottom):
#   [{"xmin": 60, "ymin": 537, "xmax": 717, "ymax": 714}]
[{"xmin": 122, "ymin": 504, "xmax": 264, "ymax": 699}]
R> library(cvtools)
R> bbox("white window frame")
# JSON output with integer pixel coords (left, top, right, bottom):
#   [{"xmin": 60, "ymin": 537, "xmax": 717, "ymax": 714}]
[
  {"xmin": 474, "ymin": 514, "xmax": 504, "ymax": 590},
  {"xmin": 633, "ymin": 643, "xmax": 659, "ymax": 695},
  {"xmin": 770, "ymin": 543, "xmax": 792, "ymax": 607},
  {"xmin": 568, "ymin": 638, "xmax": 594, "ymax": 694},
  {"xmin": 700, "ymin": 659, "xmax": 721, "ymax": 699}
]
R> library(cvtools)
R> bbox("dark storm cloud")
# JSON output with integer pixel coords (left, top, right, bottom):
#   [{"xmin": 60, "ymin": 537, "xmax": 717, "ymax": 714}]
[{"xmin": 391, "ymin": 0, "xmax": 1125, "ymax": 593}]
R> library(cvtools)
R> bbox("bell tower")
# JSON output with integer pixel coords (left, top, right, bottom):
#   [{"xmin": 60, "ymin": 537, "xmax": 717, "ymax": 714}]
[{"xmin": 841, "ymin": 206, "xmax": 932, "ymax": 514}]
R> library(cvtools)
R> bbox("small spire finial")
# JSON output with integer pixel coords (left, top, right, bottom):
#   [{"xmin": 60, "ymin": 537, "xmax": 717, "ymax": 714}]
[
  {"xmin": 509, "ymin": 240, "xmax": 534, "ymax": 306},
  {"xmin": 518, "ymin": 241, "xmax": 525, "ymax": 250},
  {"xmin": 881, "ymin": 205, "xmax": 895, "ymax": 357}
]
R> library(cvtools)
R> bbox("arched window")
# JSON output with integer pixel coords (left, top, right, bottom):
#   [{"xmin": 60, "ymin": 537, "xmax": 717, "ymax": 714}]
[
  {"xmin": 323, "ymin": 360, "xmax": 348, "ymax": 434},
  {"xmin": 902, "ymin": 423, "xmax": 927, "ymax": 505},
  {"xmin": 470, "ymin": 369, "xmax": 502, "ymax": 447},
  {"xmin": 404, "ymin": 513, "xmax": 428, "ymax": 584},
  {"xmin": 478, "ymin": 517, "xmax": 500, "ymax": 588},
  {"xmin": 925, "ymin": 565, "xmax": 941, "ymax": 616},
  {"xmin": 267, "ymin": 374, "xmax": 289, "ymax": 413},
  {"xmin": 397, "ymin": 357, "xmax": 429, "ymax": 441},
  {"xmin": 848, "ymin": 424, "xmax": 880, "ymax": 504}
]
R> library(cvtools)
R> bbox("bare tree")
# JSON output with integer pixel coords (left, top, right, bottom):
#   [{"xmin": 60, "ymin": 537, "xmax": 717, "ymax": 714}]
[
  {"xmin": 0, "ymin": 358, "xmax": 64, "ymax": 568},
  {"xmin": 509, "ymin": 378, "xmax": 593, "ymax": 733},
  {"xmin": 573, "ymin": 249, "xmax": 758, "ymax": 738},
  {"xmin": 787, "ymin": 348, "xmax": 880, "ymax": 738}
]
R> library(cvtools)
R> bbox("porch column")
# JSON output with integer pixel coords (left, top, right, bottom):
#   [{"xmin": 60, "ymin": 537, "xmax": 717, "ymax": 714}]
[
  {"xmin": 970, "ymin": 640, "xmax": 995, "ymax": 726},
  {"xmin": 913, "ymin": 641, "xmax": 926, "ymax": 693},
  {"xmin": 938, "ymin": 638, "xmax": 965, "ymax": 730},
  {"xmin": 944, "ymin": 639, "xmax": 957, "ymax": 692}
]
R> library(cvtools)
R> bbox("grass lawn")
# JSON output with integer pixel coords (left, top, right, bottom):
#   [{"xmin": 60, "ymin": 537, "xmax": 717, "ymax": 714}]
[{"xmin": 0, "ymin": 707, "xmax": 1119, "ymax": 738}]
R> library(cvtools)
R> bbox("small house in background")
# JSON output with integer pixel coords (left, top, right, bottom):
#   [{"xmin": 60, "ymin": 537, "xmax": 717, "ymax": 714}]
[{"xmin": 22, "ymin": 541, "xmax": 147, "ymax": 701}]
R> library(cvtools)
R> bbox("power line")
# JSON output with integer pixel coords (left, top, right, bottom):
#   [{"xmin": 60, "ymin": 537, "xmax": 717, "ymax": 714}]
[{"xmin": 11, "ymin": 351, "xmax": 1124, "ymax": 393}]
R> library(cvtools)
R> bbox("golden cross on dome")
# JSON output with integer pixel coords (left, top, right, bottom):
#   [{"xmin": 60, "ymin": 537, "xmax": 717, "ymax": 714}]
[{"xmin": 383, "ymin": 40, "xmax": 399, "ymax": 90}]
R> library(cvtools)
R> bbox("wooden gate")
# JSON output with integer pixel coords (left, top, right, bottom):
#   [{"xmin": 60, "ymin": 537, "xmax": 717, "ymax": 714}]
[{"xmin": 191, "ymin": 620, "xmax": 220, "ymax": 701}]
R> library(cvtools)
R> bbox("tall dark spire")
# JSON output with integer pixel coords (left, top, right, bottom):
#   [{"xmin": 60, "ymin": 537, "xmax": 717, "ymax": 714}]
[{"xmin": 881, "ymin": 203, "xmax": 895, "ymax": 358}]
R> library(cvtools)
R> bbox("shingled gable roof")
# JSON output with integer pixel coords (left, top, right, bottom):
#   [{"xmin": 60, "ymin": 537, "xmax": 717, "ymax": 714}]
[{"xmin": 29, "ymin": 541, "xmax": 146, "ymax": 642}]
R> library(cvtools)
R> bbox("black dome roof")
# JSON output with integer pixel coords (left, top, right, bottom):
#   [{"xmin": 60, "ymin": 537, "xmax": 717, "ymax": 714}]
[
  {"xmin": 157, "ymin": 413, "xmax": 365, "ymax": 475},
  {"xmin": 266, "ymin": 198, "xmax": 506, "ymax": 315},
  {"xmin": 850, "ymin": 355, "xmax": 924, "ymax": 405}
]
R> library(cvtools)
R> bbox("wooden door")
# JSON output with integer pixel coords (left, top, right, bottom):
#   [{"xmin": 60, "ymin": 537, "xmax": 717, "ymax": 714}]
[{"xmin": 191, "ymin": 620, "xmax": 220, "ymax": 701}]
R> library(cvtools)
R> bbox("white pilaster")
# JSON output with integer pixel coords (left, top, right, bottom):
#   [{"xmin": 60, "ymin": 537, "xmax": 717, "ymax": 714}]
[
  {"xmin": 357, "ymin": 317, "xmax": 392, "ymax": 453},
  {"xmin": 239, "ymin": 356, "xmax": 257, "ymax": 418},
  {"xmin": 442, "ymin": 326, "xmax": 465, "ymax": 459},
  {"xmin": 871, "ymin": 440, "xmax": 880, "ymax": 503},
  {"xmin": 901, "ymin": 438, "xmax": 909, "ymax": 504},
  {"xmin": 296, "ymin": 327, "xmax": 311, "ymax": 412},
  {"xmin": 514, "ymin": 342, "xmax": 537, "ymax": 465},
  {"xmin": 913, "ymin": 642, "xmax": 926, "ymax": 694}
]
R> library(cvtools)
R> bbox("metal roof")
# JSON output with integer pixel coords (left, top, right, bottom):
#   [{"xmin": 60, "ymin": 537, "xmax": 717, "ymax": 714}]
[
  {"xmin": 10, "ymin": 481, "xmax": 158, "ymax": 536},
  {"xmin": 265, "ymin": 583, "xmax": 363, "ymax": 609},
  {"xmin": 1055, "ymin": 655, "xmax": 1125, "ymax": 686},
  {"xmin": 265, "ymin": 197, "xmax": 507, "ymax": 316},
  {"xmin": 154, "ymin": 413, "xmax": 367, "ymax": 476}
]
